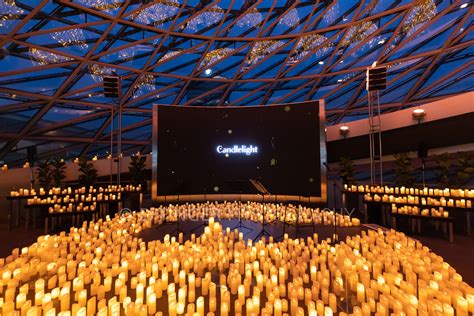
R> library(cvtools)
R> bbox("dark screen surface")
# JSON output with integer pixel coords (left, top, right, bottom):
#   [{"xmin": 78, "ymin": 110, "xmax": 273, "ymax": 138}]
[{"xmin": 157, "ymin": 101, "xmax": 322, "ymax": 196}]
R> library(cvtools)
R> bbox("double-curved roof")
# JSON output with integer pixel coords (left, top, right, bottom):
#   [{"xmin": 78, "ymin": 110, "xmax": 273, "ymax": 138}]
[{"xmin": 0, "ymin": 0, "xmax": 472, "ymax": 164}]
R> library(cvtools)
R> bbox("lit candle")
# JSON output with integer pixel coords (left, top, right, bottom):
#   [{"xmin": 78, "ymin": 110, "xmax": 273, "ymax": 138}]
[
  {"xmin": 196, "ymin": 296, "xmax": 204, "ymax": 316},
  {"xmin": 457, "ymin": 296, "xmax": 468, "ymax": 316},
  {"xmin": 357, "ymin": 283, "xmax": 365, "ymax": 303}
]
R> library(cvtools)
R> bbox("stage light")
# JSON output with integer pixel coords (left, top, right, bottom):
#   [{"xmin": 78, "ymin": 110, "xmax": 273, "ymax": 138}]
[
  {"xmin": 460, "ymin": 3, "xmax": 468, "ymax": 8},
  {"xmin": 204, "ymin": 68, "xmax": 213, "ymax": 76},
  {"xmin": 319, "ymin": 61, "xmax": 324, "ymax": 65},
  {"xmin": 339, "ymin": 125, "xmax": 350, "ymax": 137},
  {"xmin": 412, "ymin": 108, "xmax": 426, "ymax": 122}
]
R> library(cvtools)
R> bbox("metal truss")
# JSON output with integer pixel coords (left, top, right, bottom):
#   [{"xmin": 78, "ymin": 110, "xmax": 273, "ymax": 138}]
[{"xmin": 0, "ymin": 0, "xmax": 472, "ymax": 164}]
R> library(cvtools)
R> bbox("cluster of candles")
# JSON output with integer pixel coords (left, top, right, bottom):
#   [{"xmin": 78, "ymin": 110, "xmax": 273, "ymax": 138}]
[
  {"xmin": 150, "ymin": 201, "xmax": 360, "ymax": 227},
  {"xmin": 391, "ymin": 205, "xmax": 449, "ymax": 218},
  {"xmin": 365, "ymin": 194, "xmax": 472, "ymax": 209},
  {"xmin": 49, "ymin": 202, "xmax": 97, "ymax": 214},
  {"xmin": 10, "ymin": 185, "xmax": 141, "ymax": 198},
  {"xmin": 0, "ymin": 208, "xmax": 473, "ymax": 315},
  {"xmin": 345, "ymin": 184, "xmax": 474, "ymax": 199},
  {"xmin": 26, "ymin": 193, "xmax": 120, "ymax": 207},
  {"xmin": 9, "ymin": 185, "xmax": 141, "ymax": 214}
]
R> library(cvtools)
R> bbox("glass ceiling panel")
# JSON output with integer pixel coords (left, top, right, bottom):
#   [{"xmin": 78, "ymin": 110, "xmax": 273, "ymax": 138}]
[{"xmin": 0, "ymin": 0, "xmax": 471, "ymax": 164}]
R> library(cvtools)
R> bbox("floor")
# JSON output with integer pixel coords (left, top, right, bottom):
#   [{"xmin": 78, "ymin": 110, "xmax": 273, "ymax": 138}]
[{"xmin": 1, "ymin": 219, "xmax": 472, "ymax": 286}]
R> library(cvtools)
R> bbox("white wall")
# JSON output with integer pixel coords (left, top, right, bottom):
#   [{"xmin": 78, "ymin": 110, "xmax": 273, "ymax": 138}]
[{"xmin": 326, "ymin": 92, "xmax": 474, "ymax": 141}]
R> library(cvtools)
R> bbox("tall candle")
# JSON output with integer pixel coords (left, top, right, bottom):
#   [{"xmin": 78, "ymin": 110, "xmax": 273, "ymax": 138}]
[
  {"xmin": 357, "ymin": 283, "xmax": 365, "ymax": 303},
  {"xmin": 196, "ymin": 296, "xmax": 204, "ymax": 316},
  {"xmin": 274, "ymin": 298, "xmax": 282, "ymax": 316},
  {"xmin": 456, "ymin": 296, "xmax": 468, "ymax": 316},
  {"xmin": 147, "ymin": 293, "xmax": 156, "ymax": 314}
]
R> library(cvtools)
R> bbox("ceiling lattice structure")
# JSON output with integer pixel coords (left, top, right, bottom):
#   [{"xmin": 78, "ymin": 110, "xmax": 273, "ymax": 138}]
[{"xmin": 0, "ymin": 0, "xmax": 472, "ymax": 164}]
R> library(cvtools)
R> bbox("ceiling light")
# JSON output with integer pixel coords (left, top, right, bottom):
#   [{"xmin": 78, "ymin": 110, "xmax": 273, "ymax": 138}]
[
  {"xmin": 337, "ymin": 79, "xmax": 343, "ymax": 82},
  {"xmin": 318, "ymin": 61, "xmax": 324, "ymax": 65},
  {"xmin": 460, "ymin": 3, "xmax": 468, "ymax": 9},
  {"xmin": 339, "ymin": 125, "xmax": 350, "ymax": 137},
  {"xmin": 412, "ymin": 108, "xmax": 426, "ymax": 122},
  {"xmin": 204, "ymin": 68, "xmax": 212, "ymax": 76},
  {"xmin": 378, "ymin": 39, "xmax": 385, "ymax": 44}
]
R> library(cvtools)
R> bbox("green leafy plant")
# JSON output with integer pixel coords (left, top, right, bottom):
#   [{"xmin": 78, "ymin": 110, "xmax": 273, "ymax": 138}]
[
  {"xmin": 78, "ymin": 156, "xmax": 98, "ymax": 187},
  {"xmin": 454, "ymin": 151, "xmax": 474, "ymax": 186},
  {"xmin": 434, "ymin": 152, "xmax": 452, "ymax": 187},
  {"xmin": 50, "ymin": 158, "xmax": 66, "ymax": 187},
  {"xmin": 338, "ymin": 156, "xmax": 356, "ymax": 185},
  {"xmin": 36, "ymin": 160, "xmax": 52, "ymax": 189},
  {"xmin": 129, "ymin": 154, "xmax": 147, "ymax": 186},
  {"xmin": 393, "ymin": 153, "xmax": 415, "ymax": 187}
]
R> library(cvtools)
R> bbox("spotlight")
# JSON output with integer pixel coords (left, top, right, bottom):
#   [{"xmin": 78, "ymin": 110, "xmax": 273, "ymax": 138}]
[
  {"xmin": 412, "ymin": 108, "xmax": 426, "ymax": 122},
  {"xmin": 204, "ymin": 68, "xmax": 213, "ymax": 76},
  {"xmin": 318, "ymin": 61, "xmax": 324, "ymax": 65},
  {"xmin": 460, "ymin": 3, "xmax": 468, "ymax": 9},
  {"xmin": 339, "ymin": 125, "xmax": 350, "ymax": 137}
]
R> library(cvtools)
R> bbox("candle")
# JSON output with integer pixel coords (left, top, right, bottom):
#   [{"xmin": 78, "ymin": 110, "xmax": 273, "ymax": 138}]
[
  {"xmin": 324, "ymin": 306, "xmax": 333, "ymax": 316},
  {"xmin": 78, "ymin": 289, "xmax": 87, "ymax": 307},
  {"xmin": 274, "ymin": 298, "xmax": 282, "ymax": 316},
  {"xmin": 196, "ymin": 296, "xmax": 204, "ymax": 316},
  {"xmin": 456, "ymin": 296, "xmax": 468, "ymax": 316},
  {"xmin": 147, "ymin": 293, "xmax": 156, "ymax": 314},
  {"xmin": 357, "ymin": 283, "xmax": 365, "ymax": 303}
]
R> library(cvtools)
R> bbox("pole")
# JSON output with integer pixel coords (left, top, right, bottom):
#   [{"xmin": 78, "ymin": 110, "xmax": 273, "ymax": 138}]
[
  {"xmin": 117, "ymin": 98, "xmax": 122, "ymax": 185},
  {"xmin": 110, "ymin": 105, "xmax": 114, "ymax": 185}
]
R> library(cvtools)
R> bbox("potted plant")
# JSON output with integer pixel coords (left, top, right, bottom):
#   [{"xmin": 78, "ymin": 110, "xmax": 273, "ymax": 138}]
[
  {"xmin": 434, "ymin": 152, "xmax": 451, "ymax": 188},
  {"xmin": 50, "ymin": 158, "xmax": 66, "ymax": 188},
  {"xmin": 338, "ymin": 156, "xmax": 356, "ymax": 186},
  {"xmin": 393, "ymin": 153, "xmax": 415, "ymax": 187},
  {"xmin": 78, "ymin": 156, "xmax": 98, "ymax": 187},
  {"xmin": 128, "ymin": 154, "xmax": 147, "ymax": 210},
  {"xmin": 36, "ymin": 160, "xmax": 52, "ymax": 189},
  {"xmin": 454, "ymin": 151, "xmax": 474, "ymax": 187},
  {"xmin": 338, "ymin": 156, "xmax": 362, "ymax": 220},
  {"xmin": 128, "ymin": 154, "xmax": 147, "ymax": 188}
]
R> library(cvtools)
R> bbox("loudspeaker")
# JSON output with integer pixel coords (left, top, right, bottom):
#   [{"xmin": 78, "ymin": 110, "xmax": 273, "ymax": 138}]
[
  {"xmin": 366, "ymin": 66, "xmax": 387, "ymax": 91},
  {"xmin": 417, "ymin": 142, "xmax": 428, "ymax": 159},
  {"xmin": 27, "ymin": 146, "xmax": 37, "ymax": 164},
  {"xmin": 103, "ymin": 76, "xmax": 121, "ymax": 98}
]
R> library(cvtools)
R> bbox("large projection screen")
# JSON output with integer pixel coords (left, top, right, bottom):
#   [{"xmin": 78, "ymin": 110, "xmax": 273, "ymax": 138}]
[{"xmin": 152, "ymin": 101, "xmax": 327, "ymax": 204}]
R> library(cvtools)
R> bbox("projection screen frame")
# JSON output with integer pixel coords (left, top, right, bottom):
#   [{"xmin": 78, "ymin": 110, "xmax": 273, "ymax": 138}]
[{"xmin": 152, "ymin": 100, "xmax": 327, "ymax": 204}]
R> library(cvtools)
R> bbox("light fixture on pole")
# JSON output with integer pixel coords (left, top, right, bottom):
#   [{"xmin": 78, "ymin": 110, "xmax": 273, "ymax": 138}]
[
  {"xmin": 339, "ymin": 125, "xmax": 350, "ymax": 138},
  {"xmin": 412, "ymin": 108, "xmax": 426, "ymax": 123}
]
